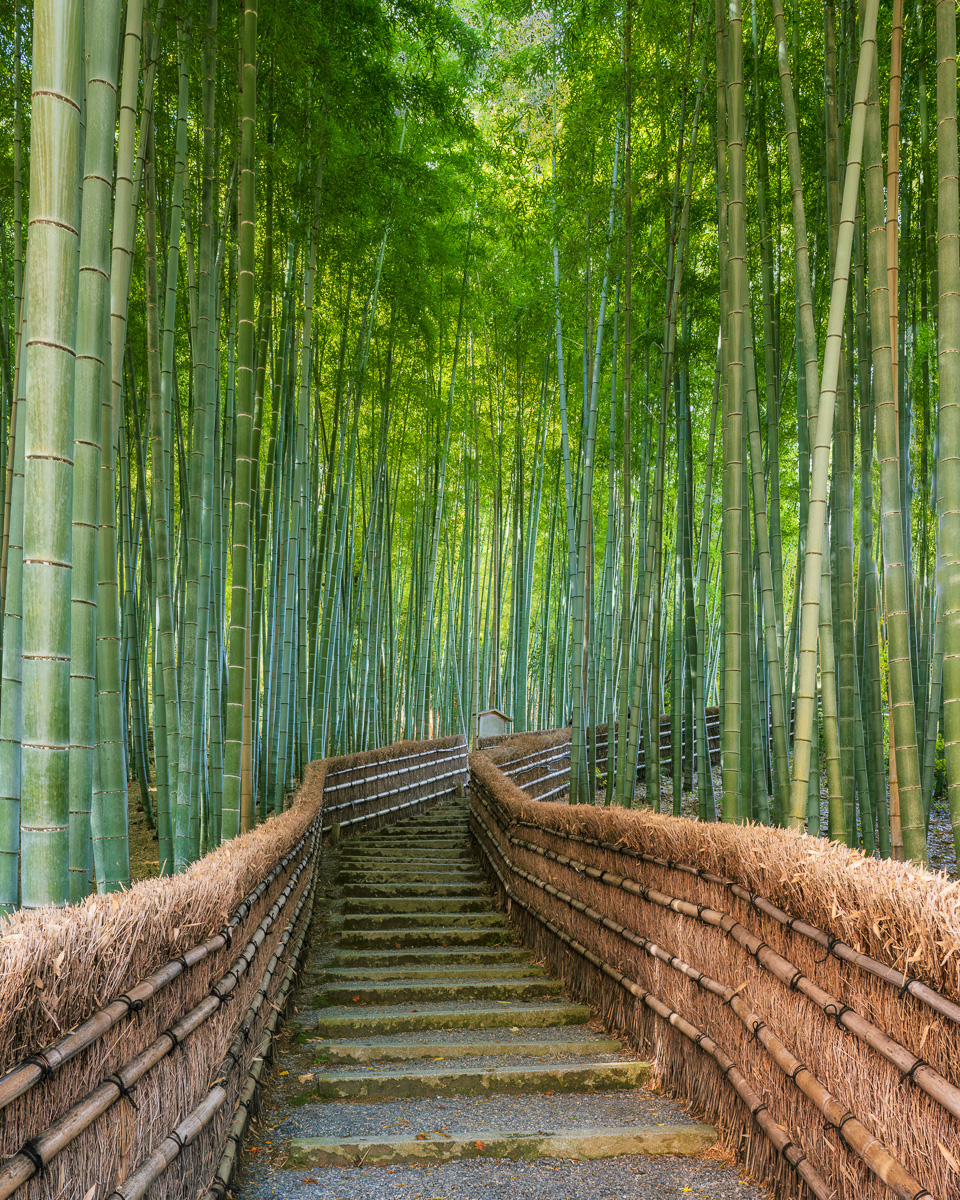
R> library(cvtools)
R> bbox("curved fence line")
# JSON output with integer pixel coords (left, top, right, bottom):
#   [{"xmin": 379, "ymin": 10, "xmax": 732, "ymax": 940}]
[
  {"xmin": 0, "ymin": 734, "xmax": 467, "ymax": 1200},
  {"xmin": 470, "ymin": 737, "xmax": 960, "ymax": 1200}
]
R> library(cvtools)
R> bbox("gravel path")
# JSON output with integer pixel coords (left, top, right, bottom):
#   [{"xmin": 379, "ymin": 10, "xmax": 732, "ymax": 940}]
[
  {"xmin": 238, "ymin": 1154, "xmax": 769, "ymax": 1200},
  {"xmin": 272, "ymin": 1084, "xmax": 699, "ymax": 1139}
]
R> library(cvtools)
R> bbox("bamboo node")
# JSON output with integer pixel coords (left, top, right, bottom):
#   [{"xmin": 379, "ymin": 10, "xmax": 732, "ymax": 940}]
[
  {"xmin": 18, "ymin": 1138, "xmax": 44, "ymax": 1178},
  {"xmin": 23, "ymin": 1052, "xmax": 54, "ymax": 1081}
]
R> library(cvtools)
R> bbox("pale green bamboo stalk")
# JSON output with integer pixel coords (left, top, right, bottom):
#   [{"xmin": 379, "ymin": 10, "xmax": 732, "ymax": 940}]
[
  {"xmin": 787, "ymin": 0, "xmax": 878, "ymax": 831},
  {"xmin": 936, "ymin": 0, "xmax": 960, "ymax": 863},
  {"xmin": 20, "ymin": 0, "xmax": 83, "ymax": 908},
  {"xmin": 69, "ymin": 0, "xmax": 122, "ymax": 900}
]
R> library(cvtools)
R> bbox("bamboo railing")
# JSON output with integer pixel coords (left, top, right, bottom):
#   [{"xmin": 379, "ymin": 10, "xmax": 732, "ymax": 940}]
[
  {"xmin": 470, "ymin": 740, "xmax": 960, "ymax": 1200},
  {"xmin": 0, "ymin": 735, "xmax": 467, "ymax": 1200}
]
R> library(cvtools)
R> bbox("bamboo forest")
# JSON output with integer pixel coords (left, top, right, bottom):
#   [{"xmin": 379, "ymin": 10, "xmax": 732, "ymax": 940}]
[{"xmin": 0, "ymin": 0, "xmax": 957, "ymax": 913}]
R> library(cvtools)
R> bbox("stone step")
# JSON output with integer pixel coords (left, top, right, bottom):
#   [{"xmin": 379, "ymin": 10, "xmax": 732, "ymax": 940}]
[
  {"xmin": 331, "ymin": 946, "xmax": 532, "ymax": 967},
  {"xmin": 322, "ymin": 964, "xmax": 547, "ymax": 983},
  {"xmin": 341, "ymin": 910, "xmax": 509, "ymax": 931},
  {"xmin": 343, "ymin": 881, "xmax": 489, "ymax": 898},
  {"xmin": 309, "ymin": 1035, "xmax": 624, "ymax": 1064},
  {"xmin": 317, "ymin": 977, "xmax": 564, "ymax": 1005},
  {"xmin": 344, "ymin": 896, "xmax": 490, "ymax": 914},
  {"xmin": 307, "ymin": 1058, "xmax": 650, "ymax": 1101},
  {"xmin": 339, "ymin": 849, "xmax": 475, "ymax": 862},
  {"xmin": 339, "ymin": 926, "xmax": 518, "ymax": 948},
  {"xmin": 350, "ymin": 837, "xmax": 470, "ymax": 848},
  {"xmin": 308, "ymin": 1000, "xmax": 592, "ymax": 1037},
  {"xmin": 287, "ymin": 1123, "xmax": 716, "ymax": 1168},
  {"xmin": 339, "ymin": 870, "xmax": 486, "ymax": 885}
]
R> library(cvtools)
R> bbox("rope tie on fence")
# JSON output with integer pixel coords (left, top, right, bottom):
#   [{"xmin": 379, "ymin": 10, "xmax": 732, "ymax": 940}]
[
  {"xmin": 824, "ymin": 1003, "xmax": 852, "ymax": 1029},
  {"xmin": 23, "ymin": 1053, "xmax": 54, "ymax": 1081},
  {"xmin": 18, "ymin": 1139, "xmax": 44, "ymax": 1177},
  {"xmin": 165, "ymin": 1028, "xmax": 183, "ymax": 1053},
  {"xmin": 175, "ymin": 954, "xmax": 191, "ymax": 972},
  {"xmin": 789, "ymin": 1061, "xmax": 808, "ymax": 1082},
  {"xmin": 900, "ymin": 1058, "xmax": 928, "ymax": 1087},
  {"xmin": 212, "ymin": 984, "xmax": 236, "ymax": 1009},
  {"xmin": 832, "ymin": 1109, "xmax": 858, "ymax": 1136},
  {"xmin": 899, "ymin": 974, "xmax": 917, "ymax": 1000},
  {"xmin": 751, "ymin": 1102, "xmax": 769, "ymax": 1121},
  {"xmin": 220, "ymin": 924, "xmax": 234, "ymax": 949},
  {"xmin": 750, "ymin": 1020, "xmax": 766, "ymax": 1043},
  {"xmin": 168, "ymin": 1129, "xmax": 188, "ymax": 1157},
  {"xmin": 118, "ymin": 993, "xmax": 145, "ymax": 1022},
  {"xmin": 816, "ymin": 934, "xmax": 840, "ymax": 964},
  {"xmin": 696, "ymin": 903, "xmax": 706, "ymax": 921},
  {"xmin": 107, "ymin": 1073, "xmax": 140, "ymax": 1111},
  {"xmin": 787, "ymin": 967, "xmax": 804, "ymax": 991},
  {"xmin": 750, "ymin": 941, "xmax": 770, "ymax": 965}
]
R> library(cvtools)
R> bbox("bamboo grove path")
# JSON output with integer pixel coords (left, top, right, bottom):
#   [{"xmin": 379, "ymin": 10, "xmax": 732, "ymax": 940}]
[{"xmin": 231, "ymin": 801, "xmax": 766, "ymax": 1200}]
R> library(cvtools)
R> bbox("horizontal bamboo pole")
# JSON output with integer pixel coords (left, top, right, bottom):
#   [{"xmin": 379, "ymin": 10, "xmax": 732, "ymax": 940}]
[
  {"xmin": 500, "ymin": 821, "xmax": 960, "ymax": 1121},
  {"xmin": 0, "ymin": 820, "xmax": 317, "ymax": 1112},
  {"xmin": 0, "ymin": 832, "xmax": 318, "ymax": 1198},
  {"xmin": 508, "ymin": 815, "xmax": 960, "ymax": 1027},
  {"xmin": 468, "ymin": 790, "xmax": 833, "ymax": 1200}
]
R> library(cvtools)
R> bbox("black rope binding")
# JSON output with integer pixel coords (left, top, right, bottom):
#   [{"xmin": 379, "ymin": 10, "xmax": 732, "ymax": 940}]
[
  {"xmin": 23, "ymin": 1053, "xmax": 54, "ymax": 1081},
  {"xmin": 789, "ymin": 1061, "xmax": 807, "ymax": 1082},
  {"xmin": 751, "ymin": 941, "xmax": 770, "ymax": 965},
  {"xmin": 168, "ymin": 1129, "xmax": 188, "ymax": 1157},
  {"xmin": 900, "ymin": 1058, "xmax": 928, "ymax": 1087},
  {"xmin": 824, "ymin": 1003, "xmax": 852, "ymax": 1029},
  {"xmin": 787, "ymin": 968, "xmax": 804, "ymax": 992},
  {"xmin": 898, "ymin": 974, "xmax": 916, "ymax": 1001},
  {"xmin": 107, "ymin": 1074, "xmax": 140, "ymax": 1111},
  {"xmin": 166, "ymin": 1028, "xmax": 182, "ymax": 1053},
  {"xmin": 750, "ymin": 1020, "xmax": 767, "ymax": 1043},
  {"xmin": 815, "ymin": 934, "xmax": 840, "ymax": 965},
  {"xmin": 19, "ymin": 1140, "xmax": 44, "ymax": 1177}
]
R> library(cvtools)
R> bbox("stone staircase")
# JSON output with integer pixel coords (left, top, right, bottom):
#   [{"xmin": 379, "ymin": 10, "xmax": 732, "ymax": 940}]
[{"xmin": 233, "ymin": 800, "xmax": 766, "ymax": 1198}]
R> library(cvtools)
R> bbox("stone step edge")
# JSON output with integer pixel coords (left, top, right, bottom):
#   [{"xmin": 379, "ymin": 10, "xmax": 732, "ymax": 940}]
[
  {"xmin": 308, "ymin": 1059, "xmax": 649, "ymax": 1100},
  {"xmin": 286, "ymin": 1123, "xmax": 717, "ymax": 1167},
  {"xmin": 305, "ymin": 1002, "xmax": 592, "ymax": 1035},
  {"xmin": 309, "ymin": 1037, "xmax": 624, "ymax": 1063}
]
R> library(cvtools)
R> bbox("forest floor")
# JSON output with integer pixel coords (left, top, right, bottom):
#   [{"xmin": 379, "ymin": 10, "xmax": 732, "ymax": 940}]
[{"xmin": 127, "ymin": 780, "xmax": 162, "ymax": 882}]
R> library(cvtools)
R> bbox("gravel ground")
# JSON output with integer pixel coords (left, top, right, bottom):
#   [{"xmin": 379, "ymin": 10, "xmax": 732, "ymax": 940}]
[
  {"xmin": 238, "ymin": 1152, "xmax": 769, "ymax": 1200},
  {"xmin": 268, "ymin": 1086, "xmax": 711, "ymax": 1139}
]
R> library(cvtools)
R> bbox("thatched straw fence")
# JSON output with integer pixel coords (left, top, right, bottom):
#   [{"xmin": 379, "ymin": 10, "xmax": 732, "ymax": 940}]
[
  {"xmin": 0, "ymin": 734, "xmax": 466, "ymax": 1200},
  {"xmin": 482, "ymin": 712, "xmax": 722, "ymax": 801},
  {"xmin": 470, "ymin": 740, "xmax": 960, "ymax": 1200}
]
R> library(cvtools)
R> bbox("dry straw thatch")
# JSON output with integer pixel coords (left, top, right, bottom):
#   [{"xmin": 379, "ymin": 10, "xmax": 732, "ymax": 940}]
[
  {"xmin": 0, "ymin": 734, "xmax": 465, "ymax": 1200},
  {"xmin": 471, "ymin": 745, "xmax": 960, "ymax": 1200}
]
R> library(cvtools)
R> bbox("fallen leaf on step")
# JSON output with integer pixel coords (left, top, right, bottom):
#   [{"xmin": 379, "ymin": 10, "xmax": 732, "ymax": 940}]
[
  {"xmin": 474, "ymin": 1141, "xmax": 484, "ymax": 1151},
  {"xmin": 278, "ymin": 1071, "xmax": 289, "ymax": 1077},
  {"xmin": 415, "ymin": 1132, "xmax": 429, "ymax": 1140},
  {"xmin": 298, "ymin": 1074, "xmax": 314, "ymax": 1083}
]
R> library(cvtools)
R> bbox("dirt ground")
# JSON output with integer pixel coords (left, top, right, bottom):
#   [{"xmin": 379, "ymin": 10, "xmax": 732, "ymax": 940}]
[{"xmin": 128, "ymin": 780, "xmax": 163, "ymax": 882}]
